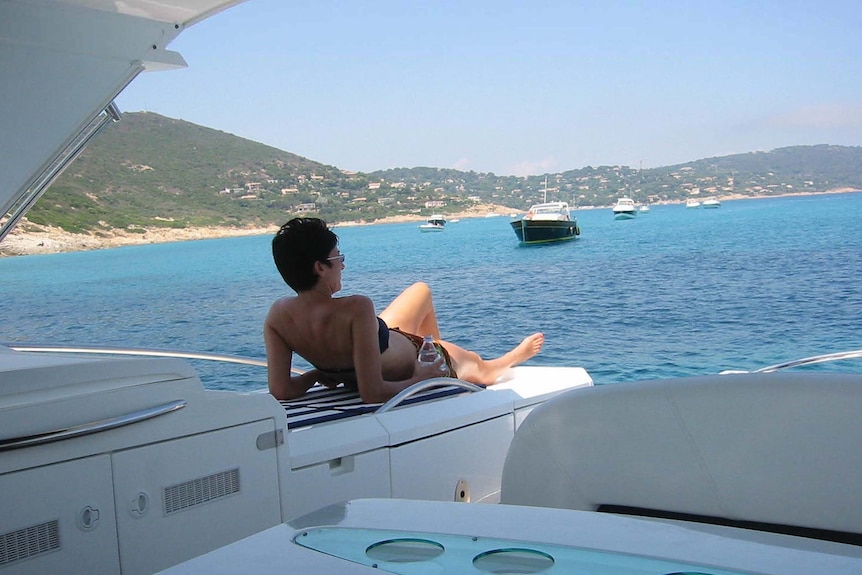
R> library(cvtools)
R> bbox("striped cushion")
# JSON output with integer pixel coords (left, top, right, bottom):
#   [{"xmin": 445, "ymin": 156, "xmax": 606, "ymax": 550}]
[{"xmin": 280, "ymin": 384, "xmax": 471, "ymax": 429}]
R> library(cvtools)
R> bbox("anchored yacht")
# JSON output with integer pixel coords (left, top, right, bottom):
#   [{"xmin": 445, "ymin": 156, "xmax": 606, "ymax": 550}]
[{"xmin": 612, "ymin": 197, "xmax": 638, "ymax": 219}]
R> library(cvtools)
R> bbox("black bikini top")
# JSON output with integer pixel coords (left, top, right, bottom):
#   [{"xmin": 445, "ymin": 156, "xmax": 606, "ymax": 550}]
[
  {"xmin": 312, "ymin": 316, "xmax": 389, "ymax": 375},
  {"xmin": 377, "ymin": 316, "xmax": 390, "ymax": 353}
]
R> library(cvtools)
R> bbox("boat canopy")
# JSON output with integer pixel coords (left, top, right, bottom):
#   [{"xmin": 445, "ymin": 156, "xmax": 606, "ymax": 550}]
[
  {"xmin": 524, "ymin": 202, "xmax": 570, "ymax": 221},
  {"xmin": 0, "ymin": 0, "xmax": 246, "ymax": 242},
  {"xmin": 529, "ymin": 202, "xmax": 569, "ymax": 214}
]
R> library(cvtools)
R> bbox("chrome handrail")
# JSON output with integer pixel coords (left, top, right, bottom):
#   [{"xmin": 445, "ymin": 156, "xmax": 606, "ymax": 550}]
[
  {"xmin": 375, "ymin": 378, "xmax": 484, "ymax": 414},
  {"xmin": 5, "ymin": 342, "xmax": 268, "ymax": 367},
  {"xmin": 753, "ymin": 349, "xmax": 862, "ymax": 373},
  {"xmin": 719, "ymin": 349, "xmax": 862, "ymax": 375},
  {"xmin": 0, "ymin": 399, "xmax": 186, "ymax": 452}
]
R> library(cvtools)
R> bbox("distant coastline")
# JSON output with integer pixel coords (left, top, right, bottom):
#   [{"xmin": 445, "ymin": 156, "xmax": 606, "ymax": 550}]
[
  {"xmin": 2, "ymin": 189, "xmax": 857, "ymax": 257},
  {"xmin": 0, "ymin": 204, "xmax": 514, "ymax": 257}
]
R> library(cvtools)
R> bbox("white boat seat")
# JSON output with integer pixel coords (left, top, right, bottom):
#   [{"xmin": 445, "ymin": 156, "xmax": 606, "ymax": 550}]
[
  {"xmin": 280, "ymin": 384, "xmax": 472, "ymax": 429},
  {"xmin": 501, "ymin": 372, "xmax": 862, "ymax": 540}
]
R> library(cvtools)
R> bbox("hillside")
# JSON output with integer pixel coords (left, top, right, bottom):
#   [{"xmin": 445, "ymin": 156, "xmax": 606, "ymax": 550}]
[
  {"xmin": 24, "ymin": 113, "xmax": 339, "ymax": 233},
  {"xmin": 20, "ymin": 112, "xmax": 862, "ymax": 234}
]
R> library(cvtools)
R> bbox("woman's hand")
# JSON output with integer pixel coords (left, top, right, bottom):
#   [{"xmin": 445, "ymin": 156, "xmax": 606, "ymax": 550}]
[
  {"xmin": 307, "ymin": 369, "xmax": 356, "ymax": 390},
  {"xmin": 413, "ymin": 354, "xmax": 450, "ymax": 381},
  {"xmin": 312, "ymin": 370, "xmax": 344, "ymax": 389}
]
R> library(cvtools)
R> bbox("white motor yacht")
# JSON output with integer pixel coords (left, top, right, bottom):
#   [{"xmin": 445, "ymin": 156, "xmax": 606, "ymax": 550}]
[
  {"xmin": 2, "ymin": 3, "xmax": 861, "ymax": 575},
  {"xmin": 165, "ymin": 363, "xmax": 862, "ymax": 575},
  {"xmin": 612, "ymin": 197, "xmax": 638, "ymax": 219}
]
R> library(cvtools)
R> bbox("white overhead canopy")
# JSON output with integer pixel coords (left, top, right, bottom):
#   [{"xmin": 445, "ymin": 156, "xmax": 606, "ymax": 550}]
[{"xmin": 0, "ymin": 0, "xmax": 245, "ymax": 240}]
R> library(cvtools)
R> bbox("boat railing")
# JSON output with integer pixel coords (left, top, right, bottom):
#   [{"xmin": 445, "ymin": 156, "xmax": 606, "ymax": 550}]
[
  {"xmin": 11, "ymin": 343, "xmax": 857, "ymax": 389},
  {"xmin": 720, "ymin": 349, "xmax": 862, "ymax": 374},
  {"xmin": 5, "ymin": 343, "xmax": 486, "ymax": 418},
  {"xmin": 376, "ymin": 378, "xmax": 484, "ymax": 413},
  {"xmin": 4, "ymin": 342, "xmax": 269, "ymax": 367},
  {"xmin": 0, "ymin": 399, "xmax": 186, "ymax": 452},
  {"xmin": 3, "ymin": 343, "xmax": 488, "ymax": 393}
]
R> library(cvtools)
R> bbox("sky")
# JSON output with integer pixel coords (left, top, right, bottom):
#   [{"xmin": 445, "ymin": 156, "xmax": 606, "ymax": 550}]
[{"xmin": 116, "ymin": 0, "xmax": 862, "ymax": 177}]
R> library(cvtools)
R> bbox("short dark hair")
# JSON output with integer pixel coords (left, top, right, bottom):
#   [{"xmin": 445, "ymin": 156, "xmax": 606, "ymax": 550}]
[{"xmin": 272, "ymin": 218, "xmax": 339, "ymax": 292}]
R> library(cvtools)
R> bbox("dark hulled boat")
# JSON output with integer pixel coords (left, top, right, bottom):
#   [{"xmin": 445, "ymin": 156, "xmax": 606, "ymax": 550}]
[{"xmin": 510, "ymin": 202, "xmax": 580, "ymax": 244}]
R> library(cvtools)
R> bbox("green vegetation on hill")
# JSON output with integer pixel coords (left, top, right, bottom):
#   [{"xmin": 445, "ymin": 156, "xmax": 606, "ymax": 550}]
[{"xmin": 25, "ymin": 112, "xmax": 862, "ymax": 233}]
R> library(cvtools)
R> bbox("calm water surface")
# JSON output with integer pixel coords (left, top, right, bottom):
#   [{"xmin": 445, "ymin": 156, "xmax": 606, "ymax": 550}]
[{"xmin": 2, "ymin": 192, "xmax": 860, "ymax": 389}]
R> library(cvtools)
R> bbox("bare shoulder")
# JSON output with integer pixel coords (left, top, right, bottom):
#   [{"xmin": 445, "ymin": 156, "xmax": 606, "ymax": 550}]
[
  {"xmin": 264, "ymin": 296, "xmax": 301, "ymax": 329},
  {"xmin": 266, "ymin": 295, "xmax": 295, "ymax": 316},
  {"xmin": 339, "ymin": 294, "xmax": 374, "ymax": 313}
]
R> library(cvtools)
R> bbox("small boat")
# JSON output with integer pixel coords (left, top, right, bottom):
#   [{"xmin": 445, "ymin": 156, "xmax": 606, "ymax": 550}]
[
  {"xmin": 510, "ymin": 202, "xmax": 580, "ymax": 244},
  {"xmin": 686, "ymin": 199, "xmax": 701, "ymax": 208},
  {"xmin": 638, "ymin": 204, "xmax": 651, "ymax": 213},
  {"xmin": 612, "ymin": 197, "xmax": 638, "ymax": 219},
  {"xmin": 418, "ymin": 215, "xmax": 446, "ymax": 232},
  {"xmin": 702, "ymin": 197, "xmax": 721, "ymax": 208}
]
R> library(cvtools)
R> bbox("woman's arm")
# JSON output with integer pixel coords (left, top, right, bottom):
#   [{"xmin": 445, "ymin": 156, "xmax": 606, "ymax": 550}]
[
  {"xmin": 264, "ymin": 309, "xmax": 319, "ymax": 400},
  {"xmin": 350, "ymin": 296, "xmax": 446, "ymax": 403}
]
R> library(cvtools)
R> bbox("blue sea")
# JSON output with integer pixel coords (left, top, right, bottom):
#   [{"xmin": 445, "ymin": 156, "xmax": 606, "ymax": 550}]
[{"xmin": 2, "ymin": 192, "xmax": 860, "ymax": 390}]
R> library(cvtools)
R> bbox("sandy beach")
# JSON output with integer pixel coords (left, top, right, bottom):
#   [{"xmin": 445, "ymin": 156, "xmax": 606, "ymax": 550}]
[
  {"xmin": 1, "ymin": 190, "xmax": 856, "ymax": 257},
  {"xmin": 0, "ymin": 205, "xmax": 514, "ymax": 257}
]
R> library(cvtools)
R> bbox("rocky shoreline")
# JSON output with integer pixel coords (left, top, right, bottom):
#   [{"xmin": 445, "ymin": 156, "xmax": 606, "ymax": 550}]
[{"xmin": 2, "ymin": 191, "xmax": 856, "ymax": 257}]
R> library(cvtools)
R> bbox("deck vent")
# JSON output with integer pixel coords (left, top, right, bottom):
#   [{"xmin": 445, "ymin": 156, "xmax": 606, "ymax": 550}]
[
  {"xmin": 163, "ymin": 468, "xmax": 240, "ymax": 515},
  {"xmin": 0, "ymin": 520, "xmax": 60, "ymax": 566}
]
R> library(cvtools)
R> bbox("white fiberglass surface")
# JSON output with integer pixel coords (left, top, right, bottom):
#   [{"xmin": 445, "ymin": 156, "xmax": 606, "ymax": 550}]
[{"xmin": 293, "ymin": 527, "xmax": 753, "ymax": 575}]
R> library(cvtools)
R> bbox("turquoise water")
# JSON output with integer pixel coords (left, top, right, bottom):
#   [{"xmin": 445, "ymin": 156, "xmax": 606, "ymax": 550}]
[{"xmin": 2, "ymin": 192, "xmax": 860, "ymax": 390}]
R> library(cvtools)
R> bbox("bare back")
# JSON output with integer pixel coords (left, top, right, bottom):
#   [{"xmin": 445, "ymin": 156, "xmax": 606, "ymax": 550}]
[{"xmin": 266, "ymin": 294, "xmax": 366, "ymax": 372}]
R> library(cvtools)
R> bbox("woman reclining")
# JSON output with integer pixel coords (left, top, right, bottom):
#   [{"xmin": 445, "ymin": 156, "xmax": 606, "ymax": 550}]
[{"xmin": 264, "ymin": 217, "xmax": 544, "ymax": 403}]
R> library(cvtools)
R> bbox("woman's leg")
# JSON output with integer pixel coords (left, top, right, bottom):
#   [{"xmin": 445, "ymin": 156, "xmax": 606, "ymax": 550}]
[
  {"xmin": 378, "ymin": 282, "xmax": 441, "ymax": 338},
  {"xmin": 441, "ymin": 333, "xmax": 545, "ymax": 385}
]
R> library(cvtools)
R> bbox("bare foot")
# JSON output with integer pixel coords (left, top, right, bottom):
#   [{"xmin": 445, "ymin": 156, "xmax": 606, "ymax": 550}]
[
  {"xmin": 447, "ymin": 332, "xmax": 545, "ymax": 386},
  {"xmin": 511, "ymin": 332, "xmax": 544, "ymax": 365},
  {"xmin": 473, "ymin": 333, "xmax": 544, "ymax": 385}
]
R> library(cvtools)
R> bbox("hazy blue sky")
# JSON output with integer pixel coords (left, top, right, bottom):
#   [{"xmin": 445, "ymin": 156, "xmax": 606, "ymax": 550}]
[{"xmin": 117, "ymin": 0, "xmax": 862, "ymax": 176}]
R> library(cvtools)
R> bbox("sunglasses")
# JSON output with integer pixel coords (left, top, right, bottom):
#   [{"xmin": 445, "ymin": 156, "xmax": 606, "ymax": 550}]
[{"xmin": 325, "ymin": 253, "xmax": 345, "ymax": 264}]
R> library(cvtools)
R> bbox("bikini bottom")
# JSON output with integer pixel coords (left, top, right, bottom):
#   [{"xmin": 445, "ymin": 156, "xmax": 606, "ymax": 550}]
[
  {"xmin": 313, "ymin": 327, "xmax": 457, "ymax": 381},
  {"xmin": 389, "ymin": 327, "xmax": 458, "ymax": 379}
]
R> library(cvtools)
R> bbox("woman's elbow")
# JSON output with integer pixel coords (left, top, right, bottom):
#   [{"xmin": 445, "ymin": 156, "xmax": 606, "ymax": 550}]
[{"xmin": 269, "ymin": 380, "xmax": 300, "ymax": 401}]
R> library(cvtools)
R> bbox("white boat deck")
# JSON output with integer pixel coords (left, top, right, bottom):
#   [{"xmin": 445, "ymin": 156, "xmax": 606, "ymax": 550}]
[
  {"xmin": 159, "ymin": 497, "xmax": 862, "ymax": 575},
  {"xmin": 162, "ymin": 370, "xmax": 862, "ymax": 575},
  {"xmin": 0, "ymin": 346, "xmax": 591, "ymax": 573}
]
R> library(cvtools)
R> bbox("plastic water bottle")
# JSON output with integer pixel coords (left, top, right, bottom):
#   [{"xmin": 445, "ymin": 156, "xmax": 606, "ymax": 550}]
[{"xmin": 418, "ymin": 335, "xmax": 440, "ymax": 364}]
